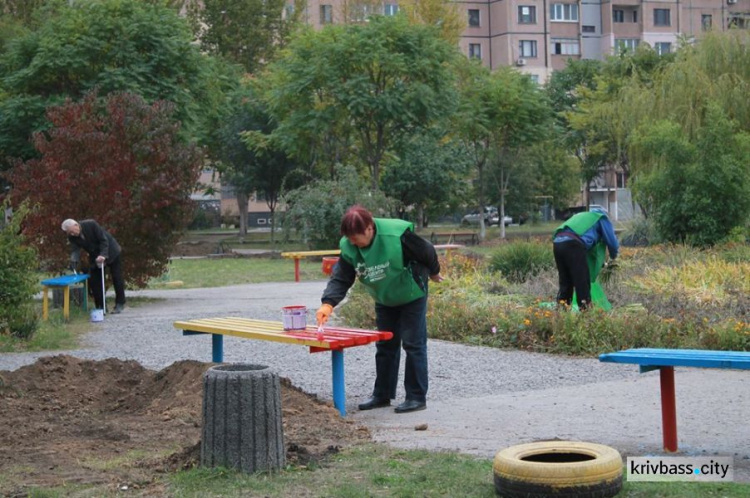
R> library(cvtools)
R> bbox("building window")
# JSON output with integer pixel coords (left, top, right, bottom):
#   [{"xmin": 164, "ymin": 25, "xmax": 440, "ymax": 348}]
[
  {"xmin": 613, "ymin": 9, "xmax": 624, "ymax": 23},
  {"xmin": 582, "ymin": 25, "xmax": 596, "ymax": 33},
  {"xmin": 702, "ymin": 14, "xmax": 712, "ymax": 31},
  {"xmin": 518, "ymin": 6, "xmax": 536, "ymax": 24},
  {"xmin": 654, "ymin": 9, "xmax": 671, "ymax": 26},
  {"xmin": 729, "ymin": 15, "xmax": 747, "ymax": 29},
  {"xmin": 551, "ymin": 38, "xmax": 580, "ymax": 55},
  {"xmin": 468, "ymin": 9, "xmax": 480, "ymax": 27},
  {"xmin": 530, "ymin": 75, "xmax": 540, "ymax": 84},
  {"xmin": 284, "ymin": 3, "xmax": 294, "ymax": 18},
  {"xmin": 320, "ymin": 4, "xmax": 332, "ymax": 24},
  {"xmin": 519, "ymin": 40, "xmax": 538, "ymax": 58},
  {"xmin": 550, "ymin": 3, "xmax": 579, "ymax": 22},
  {"xmin": 616, "ymin": 171, "xmax": 627, "ymax": 188},
  {"xmin": 469, "ymin": 43, "xmax": 482, "ymax": 60},
  {"xmin": 632, "ymin": 10, "xmax": 638, "ymax": 23},
  {"xmin": 654, "ymin": 42, "xmax": 672, "ymax": 55},
  {"xmin": 351, "ymin": 4, "xmax": 372, "ymax": 22},
  {"xmin": 384, "ymin": 4, "xmax": 398, "ymax": 16},
  {"xmin": 615, "ymin": 38, "xmax": 639, "ymax": 52}
]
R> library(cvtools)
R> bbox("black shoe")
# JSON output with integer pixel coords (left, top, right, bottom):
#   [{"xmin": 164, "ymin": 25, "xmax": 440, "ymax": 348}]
[
  {"xmin": 111, "ymin": 304, "xmax": 125, "ymax": 314},
  {"xmin": 395, "ymin": 400, "xmax": 426, "ymax": 413},
  {"xmin": 358, "ymin": 397, "xmax": 390, "ymax": 411}
]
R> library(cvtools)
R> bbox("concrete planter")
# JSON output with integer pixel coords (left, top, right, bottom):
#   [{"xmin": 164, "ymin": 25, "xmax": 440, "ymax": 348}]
[{"xmin": 201, "ymin": 364, "xmax": 285, "ymax": 473}]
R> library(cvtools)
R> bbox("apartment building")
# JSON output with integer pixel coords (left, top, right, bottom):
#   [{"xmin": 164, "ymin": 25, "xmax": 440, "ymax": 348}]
[{"xmin": 295, "ymin": 0, "xmax": 750, "ymax": 81}]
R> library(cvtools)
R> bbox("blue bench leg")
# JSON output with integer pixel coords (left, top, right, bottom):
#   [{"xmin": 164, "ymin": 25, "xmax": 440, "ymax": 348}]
[
  {"xmin": 331, "ymin": 350, "xmax": 346, "ymax": 416},
  {"xmin": 212, "ymin": 334, "xmax": 224, "ymax": 363}
]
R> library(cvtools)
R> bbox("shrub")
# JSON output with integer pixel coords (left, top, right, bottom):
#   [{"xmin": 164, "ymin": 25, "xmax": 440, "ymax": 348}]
[
  {"xmin": 5, "ymin": 91, "xmax": 203, "ymax": 287},
  {"xmin": 0, "ymin": 201, "xmax": 39, "ymax": 338},
  {"xmin": 489, "ymin": 241, "xmax": 554, "ymax": 283},
  {"xmin": 281, "ymin": 165, "xmax": 392, "ymax": 249}
]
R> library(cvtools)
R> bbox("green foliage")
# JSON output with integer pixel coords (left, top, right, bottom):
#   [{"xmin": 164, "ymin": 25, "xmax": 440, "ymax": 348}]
[
  {"xmin": 341, "ymin": 245, "xmax": 750, "ymax": 356},
  {"xmin": 192, "ymin": 0, "xmax": 301, "ymax": 74},
  {"xmin": 0, "ymin": 0, "xmax": 228, "ymax": 169},
  {"xmin": 282, "ymin": 165, "xmax": 392, "ymax": 249},
  {"xmin": 398, "ymin": 0, "xmax": 467, "ymax": 45},
  {"xmin": 0, "ymin": 201, "xmax": 39, "ymax": 338},
  {"xmin": 497, "ymin": 141, "xmax": 580, "ymax": 218},
  {"xmin": 215, "ymin": 81, "xmax": 301, "ymax": 236},
  {"xmin": 454, "ymin": 61, "xmax": 555, "ymax": 237},
  {"xmin": 264, "ymin": 14, "xmax": 459, "ymax": 188},
  {"xmin": 489, "ymin": 241, "xmax": 554, "ymax": 283},
  {"xmin": 381, "ymin": 131, "xmax": 471, "ymax": 225},
  {"xmin": 631, "ymin": 105, "xmax": 750, "ymax": 246}
]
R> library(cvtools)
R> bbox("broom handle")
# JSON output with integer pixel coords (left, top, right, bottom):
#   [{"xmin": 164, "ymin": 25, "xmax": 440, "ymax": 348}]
[{"xmin": 101, "ymin": 263, "xmax": 106, "ymax": 314}]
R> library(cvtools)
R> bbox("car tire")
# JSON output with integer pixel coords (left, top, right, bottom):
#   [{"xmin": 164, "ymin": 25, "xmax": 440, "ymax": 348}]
[{"xmin": 493, "ymin": 441, "xmax": 623, "ymax": 498}]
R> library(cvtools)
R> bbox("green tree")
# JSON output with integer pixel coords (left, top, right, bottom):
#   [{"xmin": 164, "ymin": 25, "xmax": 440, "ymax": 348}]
[
  {"xmin": 454, "ymin": 61, "xmax": 552, "ymax": 239},
  {"xmin": 0, "ymin": 199, "xmax": 38, "ymax": 339},
  {"xmin": 216, "ymin": 82, "xmax": 301, "ymax": 238},
  {"xmin": 496, "ymin": 141, "xmax": 579, "ymax": 221},
  {"xmin": 565, "ymin": 44, "xmax": 674, "ymax": 205},
  {"xmin": 265, "ymin": 15, "xmax": 459, "ymax": 189},
  {"xmin": 399, "ymin": 0, "xmax": 466, "ymax": 45},
  {"xmin": 0, "ymin": 0, "xmax": 63, "ymax": 27},
  {"xmin": 282, "ymin": 165, "xmax": 392, "ymax": 249},
  {"xmin": 382, "ymin": 131, "xmax": 471, "ymax": 228},
  {"xmin": 630, "ymin": 105, "xmax": 750, "ymax": 246},
  {"xmin": 0, "ymin": 0, "xmax": 224, "ymax": 172},
  {"xmin": 191, "ymin": 0, "xmax": 303, "ymax": 74}
]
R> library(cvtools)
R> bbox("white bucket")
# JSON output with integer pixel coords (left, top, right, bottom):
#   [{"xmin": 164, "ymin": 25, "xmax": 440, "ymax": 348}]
[
  {"xmin": 281, "ymin": 305, "xmax": 307, "ymax": 330},
  {"xmin": 90, "ymin": 309, "xmax": 104, "ymax": 322}
]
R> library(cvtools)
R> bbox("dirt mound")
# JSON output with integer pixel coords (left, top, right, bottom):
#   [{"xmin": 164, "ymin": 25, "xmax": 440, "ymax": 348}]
[{"xmin": 0, "ymin": 355, "xmax": 370, "ymax": 495}]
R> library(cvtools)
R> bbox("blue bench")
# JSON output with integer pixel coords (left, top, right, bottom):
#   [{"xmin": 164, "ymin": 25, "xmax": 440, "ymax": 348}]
[
  {"xmin": 41, "ymin": 274, "xmax": 89, "ymax": 321},
  {"xmin": 599, "ymin": 348, "xmax": 750, "ymax": 452}
]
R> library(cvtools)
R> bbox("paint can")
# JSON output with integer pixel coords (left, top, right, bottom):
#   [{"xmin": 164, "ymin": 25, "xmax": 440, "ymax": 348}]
[
  {"xmin": 90, "ymin": 309, "xmax": 104, "ymax": 322},
  {"xmin": 281, "ymin": 305, "xmax": 307, "ymax": 330}
]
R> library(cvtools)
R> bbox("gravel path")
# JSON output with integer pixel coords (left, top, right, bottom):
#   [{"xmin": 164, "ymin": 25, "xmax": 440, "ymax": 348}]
[{"xmin": 3, "ymin": 280, "xmax": 748, "ymax": 481}]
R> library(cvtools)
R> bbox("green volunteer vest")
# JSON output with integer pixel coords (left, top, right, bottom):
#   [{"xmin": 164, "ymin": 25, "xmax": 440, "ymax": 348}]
[
  {"xmin": 555, "ymin": 212, "xmax": 606, "ymax": 283},
  {"xmin": 339, "ymin": 218, "xmax": 426, "ymax": 307}
]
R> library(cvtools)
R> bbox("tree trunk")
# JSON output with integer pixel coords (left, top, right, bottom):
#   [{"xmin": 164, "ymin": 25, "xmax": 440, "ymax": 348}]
[
  {"xmin": 201, "ymin": 364, "xmax": 285, "ymax": 474},
  {"xmin": 236, "ymin": 191, "xmax": 249, "ymax": 238}
]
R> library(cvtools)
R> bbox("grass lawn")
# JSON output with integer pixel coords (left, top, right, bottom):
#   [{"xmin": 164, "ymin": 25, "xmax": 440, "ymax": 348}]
[
  {"xmin": 26, "ymin": 443, "xmax": 744, "ymax": 496},
  {"xmin": 166, "ymin": 446, "xmax": 747, "ymax": 497},
  {"xmin": 150, "ymin": 257, "xmax": 327, "ymax": 289}
]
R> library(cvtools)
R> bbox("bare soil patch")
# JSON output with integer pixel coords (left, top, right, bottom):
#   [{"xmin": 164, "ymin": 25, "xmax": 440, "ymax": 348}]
[{"xmin": 0, "ymin": 355, "xmax": 370, "ymax": 496}]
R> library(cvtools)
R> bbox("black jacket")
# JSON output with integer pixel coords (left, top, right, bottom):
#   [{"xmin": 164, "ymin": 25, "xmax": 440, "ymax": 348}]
[
  {"xmin": 68, "ymin": 219, "xmax": 121, "ymax": 264},
  {"xmin": 321, "ymin": 229, "xmax": 440, "ymax": 307}
]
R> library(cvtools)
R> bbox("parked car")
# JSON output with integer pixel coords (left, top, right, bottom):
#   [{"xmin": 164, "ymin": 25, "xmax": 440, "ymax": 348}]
[
  {"xmin": 461, "ymin": 207, "xmax": 512, "ymax": 226},
  {"xmin": 461, "ymin": 207, "xmax": 498, "ymax": 226}
]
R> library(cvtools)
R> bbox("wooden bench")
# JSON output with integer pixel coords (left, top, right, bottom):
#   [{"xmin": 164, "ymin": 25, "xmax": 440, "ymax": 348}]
[
  {"xmin": 280, "ymin": 250, "xmax": 341, "ymax": 282},
  {"xmin": 430, "ymin": 231, "xmax": 478, "ymax": 245},
  {"xmin": 599, "ymin": 348, "xmax": 750, "ymax": 452},
  {"xmin": 40, "ymin": 274, "xmax": 89, "ymax": 321},
  {"xmin": 174, "ymin": 317, "xmax": 392, "ymax": 416}
]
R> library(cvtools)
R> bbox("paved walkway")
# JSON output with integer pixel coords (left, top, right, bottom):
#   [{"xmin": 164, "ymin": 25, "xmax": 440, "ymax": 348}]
[{"xmin": 3, "ymin": 280, "xmax": 748, "ymax": 482}]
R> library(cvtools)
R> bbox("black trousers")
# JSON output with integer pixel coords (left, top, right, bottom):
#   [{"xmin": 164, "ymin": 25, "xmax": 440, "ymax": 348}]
[
  {"xmin": 553, "ymin": 240, "xmax": 591, "ymax": 309},
  {"xmin": 89, "ymin": 254, "xmax": 126, "ymax": 310},
  {"xmin": 373, "ymin": 296, "xmax": 428, "ymax": 403}
]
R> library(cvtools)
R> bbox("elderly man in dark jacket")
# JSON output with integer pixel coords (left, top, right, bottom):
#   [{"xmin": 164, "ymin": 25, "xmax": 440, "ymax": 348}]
[{"xmin": 61, "ymin": 219, "xmax": 126, "ymax": 314}]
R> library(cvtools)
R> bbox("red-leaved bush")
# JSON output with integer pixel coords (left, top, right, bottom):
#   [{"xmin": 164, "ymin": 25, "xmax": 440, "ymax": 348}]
[{"xmin": 5, "ymin": 91, "xmax": 203, "ymax": 287}]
